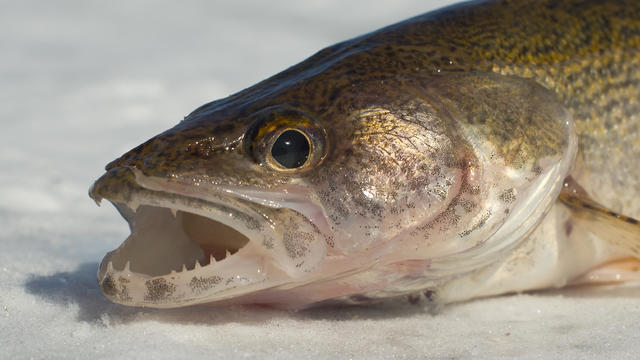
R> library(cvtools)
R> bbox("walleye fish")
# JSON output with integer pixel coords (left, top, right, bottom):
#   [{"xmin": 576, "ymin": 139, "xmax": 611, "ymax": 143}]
[{"xmin": 90, "ymin": 0, "xmax": 640, "ymax": 308}]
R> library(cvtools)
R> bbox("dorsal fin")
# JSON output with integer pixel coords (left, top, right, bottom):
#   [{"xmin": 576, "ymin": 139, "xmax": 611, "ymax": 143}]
[{"xmin": 559, "ymin": 176, "xmax": 640, "ymax": 257}]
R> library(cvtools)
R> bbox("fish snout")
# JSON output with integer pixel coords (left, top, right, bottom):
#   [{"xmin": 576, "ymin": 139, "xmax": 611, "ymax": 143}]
[{"xmin": 89, "ymin": 166, "xmax": 139, "ymax": 206}]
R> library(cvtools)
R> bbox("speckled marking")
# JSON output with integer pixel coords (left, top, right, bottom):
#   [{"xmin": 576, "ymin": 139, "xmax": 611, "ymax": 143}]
[
  {"xmin": 144, "ymin": 278, "xmax": 176, "ymax": 302},
  {"xmin": 261, "ymin": 235, "xmax": 275, "ymax": 250},
  {"xmin": 189, "ymin": 275, "xmax": 223, "ymax": 294},
  {"xmin": 100, "ymin": 274, "xmax": 132, "ymax": 302},
  {"xmin": 100, "ymin": 275, "xmax": 117, "ymax": 297},
  {"xmin": 283, "ymin": 228, "xmax": 313, "ymax": 259},
  {"xmin": 499, "ymin": 188, "xmax": 517, "ymax": 204},
  {"xmin": 459, "ymin": 210, "xmax": 492, "ymax": 238}
]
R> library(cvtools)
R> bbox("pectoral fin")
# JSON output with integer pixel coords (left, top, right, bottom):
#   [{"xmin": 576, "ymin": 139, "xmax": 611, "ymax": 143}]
[
  {"xmin": 570, "ymin": 257, "xmax": 640, "ymax": 285},
  {"xmin": 560, "ymin": 176, "xmax": 640, "ymax": 257}
]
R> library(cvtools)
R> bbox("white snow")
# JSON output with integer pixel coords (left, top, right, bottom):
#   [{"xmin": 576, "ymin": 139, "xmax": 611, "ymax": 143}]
[{"xmin": 1, "ymin": 1, "xmax": 639, "ymax": 359}]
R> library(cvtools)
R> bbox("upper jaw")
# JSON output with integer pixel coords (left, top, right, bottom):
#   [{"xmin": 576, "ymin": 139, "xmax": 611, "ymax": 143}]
[{"xmin": 89, "ymin": 166, "xmax": 288, "ymax": 307}]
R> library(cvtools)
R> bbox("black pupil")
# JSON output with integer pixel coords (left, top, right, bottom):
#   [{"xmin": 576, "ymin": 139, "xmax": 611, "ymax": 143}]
[{"xmin": 271, "ymin": 130, "xmax": 310, "ymax": 169}]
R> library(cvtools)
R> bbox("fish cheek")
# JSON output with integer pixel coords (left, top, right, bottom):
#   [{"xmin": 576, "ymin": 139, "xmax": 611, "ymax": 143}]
[{"xmin": 308, "ymin": 105, "xmax": 463, "ymax": 253}]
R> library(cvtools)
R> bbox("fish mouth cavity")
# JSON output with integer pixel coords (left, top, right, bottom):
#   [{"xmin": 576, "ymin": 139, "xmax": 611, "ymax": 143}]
[
  {"xmin": 90, "ymin": 166, "xmax": 273, "ymax": 302},
  {"xmin": 101, "ymin": 204, "xmax": 253, "ymax": 277}
]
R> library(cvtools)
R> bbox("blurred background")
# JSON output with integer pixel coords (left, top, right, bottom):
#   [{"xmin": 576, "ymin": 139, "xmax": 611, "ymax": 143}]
[{"xmin": 2, "ymin": 1, "xmax": 638, "ymax": 358}]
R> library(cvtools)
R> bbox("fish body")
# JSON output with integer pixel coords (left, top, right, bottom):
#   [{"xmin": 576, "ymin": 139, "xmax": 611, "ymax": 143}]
[{"xmin": 90, "ymin": 0, "xmax": 640, "ymax": 308}]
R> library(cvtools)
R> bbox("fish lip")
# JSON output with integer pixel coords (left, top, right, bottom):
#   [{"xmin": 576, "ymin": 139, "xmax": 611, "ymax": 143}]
[{"xmin": 90, "ymin": 166, "xmax": 282, "ymax": 307}]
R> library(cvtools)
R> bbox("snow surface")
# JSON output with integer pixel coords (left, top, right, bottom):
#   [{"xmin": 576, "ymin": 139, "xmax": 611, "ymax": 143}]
[{"xmin": 2, "ymin": 1, "xmax": 639, "ymax": 359}]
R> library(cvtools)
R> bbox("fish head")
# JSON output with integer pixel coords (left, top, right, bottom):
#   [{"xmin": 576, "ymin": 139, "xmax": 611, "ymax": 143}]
[{"xmin": 90, "ymin": 60, "xmax": 575, "ymax": 307}]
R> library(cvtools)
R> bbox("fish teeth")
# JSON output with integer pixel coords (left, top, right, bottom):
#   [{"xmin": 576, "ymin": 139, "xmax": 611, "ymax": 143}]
[
  {"xmin": 123, "ymin": 261, "xmax": 131, "ymax": 273},
  {"xmin": 210, "ymin": 254, "xmax": 216, "ymax": 265},
  {"xmin": 170, "ymin": 208, "xmax": 178, "ymax": 218},
  {"xmin": 194, "ymin": 259, "xmax": 201, "ymax": 269},
  {"xmin": 225, "ymin": 250, "xmax": 231, "ymax": 259},
  {"xmin": 106, "ymin": 261, "xmax": 114, "ymax": 273},
  {"xmin": 181, "ymin": 264, "xmax": 187, "ymax": 273}
]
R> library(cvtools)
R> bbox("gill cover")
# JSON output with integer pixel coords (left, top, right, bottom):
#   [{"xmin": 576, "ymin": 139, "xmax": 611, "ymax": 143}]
[{"xmin": 406, "ymin": 71, "xmax": 577, "ymax": 270}]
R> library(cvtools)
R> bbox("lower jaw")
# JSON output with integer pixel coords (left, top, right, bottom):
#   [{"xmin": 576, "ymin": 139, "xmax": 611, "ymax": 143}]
[
  {"xmin": 97, "ymin": 253, "xmax": 269, "ymax": 308},
  {"xmin": 96, "ymin": 208, "xmax": 277, "ymax": 307}
]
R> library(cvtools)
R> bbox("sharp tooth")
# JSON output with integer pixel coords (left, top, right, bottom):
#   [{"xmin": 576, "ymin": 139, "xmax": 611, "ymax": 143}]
[
  {"xmin": 210, "ymin": 254, "xmax": 216, "ymax": 265},
  {"xmin": 170, "ymin": 208, "xmax": 178, "ymax": 218},
  {"xmin": 106, "ymin": 261, "xmax": 114, "ymax": 273},
  {"xmin": 195, "ymin": 259, "xmax": 201, "ymax": 269},
  {"xmin": 170, "ymin": 270, "xmax": 177, "ymax": 275},
  {"xmin": 92, "ymin": 196, "xmax": 102, "ymax": 206},
  {"xmin": 123, "ymin": 261, "xmax": 131, "ymax": 273},
  {"xmin": 181, "ymin": 264, "xmax": 187, "ymax": 272},
  {"xmin": 225, "ymin": 250, "xmax": 231, "ymax": 259}
]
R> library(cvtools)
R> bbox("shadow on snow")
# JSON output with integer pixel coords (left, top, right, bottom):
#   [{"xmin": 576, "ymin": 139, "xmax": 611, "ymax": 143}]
[{"xmin": 24, "ymin": 262, "xmax": 437, "ymax": 325}]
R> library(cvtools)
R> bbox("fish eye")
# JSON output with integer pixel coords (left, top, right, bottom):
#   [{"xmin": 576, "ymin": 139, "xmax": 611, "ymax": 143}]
[
  {"xmin": 249, "ymin": 109, "xmax": 326, "ymax": 172},
  {"xmin": 271, "ymin": 129, "xmax": 310, "ymax": 169}
]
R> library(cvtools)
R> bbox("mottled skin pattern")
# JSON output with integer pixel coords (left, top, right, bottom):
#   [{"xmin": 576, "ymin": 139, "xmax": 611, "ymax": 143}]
[
  {"xmin": 92, "ymin": 0, "xmax": 640, "ymax": 307},
  {"xmin": 108, "ymin": 0, "xmax": 639, "ymax": 214}
]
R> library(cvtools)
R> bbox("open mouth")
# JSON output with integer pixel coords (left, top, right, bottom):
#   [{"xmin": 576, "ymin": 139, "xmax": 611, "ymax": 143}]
[
  {"xmin": 90, "ymin": 165, "xmax": 332, "ymax": 307},
  {"xmin": 101, "ymin": 204, "xmax": 251, "ymax": 278},
  {"xmin": 90, "ymin": 166, "xmax": 273, "ymax": 307}
]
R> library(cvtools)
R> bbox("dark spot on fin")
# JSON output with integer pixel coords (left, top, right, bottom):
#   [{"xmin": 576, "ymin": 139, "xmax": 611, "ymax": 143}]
[{"xmin": 560, "ymin": 176, "xmax": 640, "ymax": 257}]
